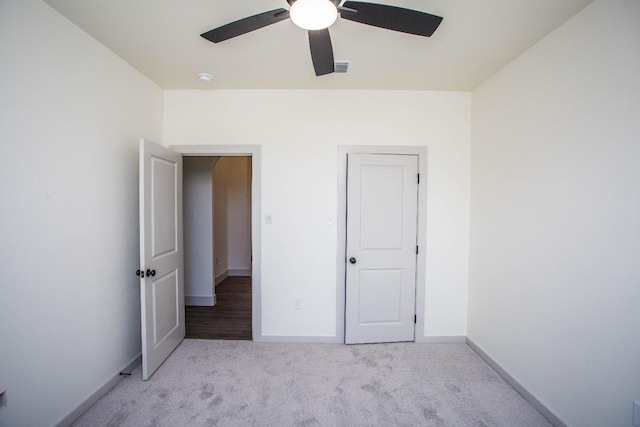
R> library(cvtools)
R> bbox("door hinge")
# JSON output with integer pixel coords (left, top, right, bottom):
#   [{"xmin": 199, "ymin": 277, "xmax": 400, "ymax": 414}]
[
  {"xmin": 414, "ymin": 315, "xmax": 417, "ymax": 324},
  {"xmin": 416, "ymin": 246, "xmax": 419, "ymax": 255},
  {"xmin": 417, "ymin": 173, "xmax": 420, "ymax": 184}
]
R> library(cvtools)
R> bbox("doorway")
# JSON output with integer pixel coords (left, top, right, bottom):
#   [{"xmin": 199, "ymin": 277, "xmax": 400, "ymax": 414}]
[
  {"xmin": 183, "ymin": 156, "xmax": 253, "ymax": 340},
  {"xmin": 170, "ymin": 145, "xmax": 263, "ymax": 341}
]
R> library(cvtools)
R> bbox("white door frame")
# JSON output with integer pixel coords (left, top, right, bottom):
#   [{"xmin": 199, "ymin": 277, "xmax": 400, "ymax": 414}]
[
  {"xmin": 170, "ymin": 145, "xmax": 262, "ymax": 340},
  {"xmin": 337, "ymin": 146, "xmax": 428, "ymax": 343}
]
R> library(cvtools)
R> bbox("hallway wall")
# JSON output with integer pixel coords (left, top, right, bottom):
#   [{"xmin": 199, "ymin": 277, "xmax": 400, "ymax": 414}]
[
  {"xmin": 183, "ymin": 156, "xmax": 218, "ymax": 304},
  {"xmin": 213, "ymin": 156, "xmax": 252, "ymax": 280}
]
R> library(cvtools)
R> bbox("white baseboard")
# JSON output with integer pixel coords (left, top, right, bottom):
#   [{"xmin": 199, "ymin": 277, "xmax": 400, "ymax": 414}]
[
  {"xmin": 215, "ymin": 270, "xmax": 229, "ymax": 285},
  {"xmin": 416, "ymin": 335, "xmax": 467, "ymax": 343},
  {"xmin": 466, "ymin": 338, "xmax": 567, "ymax": 427},
  {"xmin": 254, "ymin": 335, "xmax": 343, "ymax": 343},
  {"xmin": 184, "ymin": 295, "xmax": 215, "ymax": 306},
  {"xmin": 214, "ymin": 269, "xmax": 250, "ymax": 285},
  {"xmin": 54, "ymin": 354, "xmax": 141, "ymax": 427},
  {"xmin": 229, "ymin": 269, "xmax": 251, "ymax": 277},
  {"xmin": 254, "ymin": 335, "xmax": 465, "ymax": 344}
]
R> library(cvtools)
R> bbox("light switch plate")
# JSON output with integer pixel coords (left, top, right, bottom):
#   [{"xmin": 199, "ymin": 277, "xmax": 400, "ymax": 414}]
[{"xmin": 633, "ymin": 401, "xmax": 640, "ymax": 426}]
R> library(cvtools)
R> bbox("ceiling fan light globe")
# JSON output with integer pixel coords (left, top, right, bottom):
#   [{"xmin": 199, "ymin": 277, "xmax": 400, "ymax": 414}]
[{"xmin": 290, "ymin": 0, "xmax": 338, "ymax": 30}]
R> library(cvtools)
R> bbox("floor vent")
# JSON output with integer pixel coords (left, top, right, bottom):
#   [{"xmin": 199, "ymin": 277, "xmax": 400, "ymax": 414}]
[{"xmin": 334, "ymin": 61, "xmax": 350, "ymax": 73}]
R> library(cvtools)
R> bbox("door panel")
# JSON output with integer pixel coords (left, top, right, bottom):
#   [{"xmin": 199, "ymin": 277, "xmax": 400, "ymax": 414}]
[
  {"xmin": 151, "ymin": 270, "xmax": 179, "ymax": 344},
  {"xmin": 358, "ymin": 269, "xmax": 403, "ymax": 323},
  {"xmin": 345, "ymin": 153, "xmax": 418, "ymax": 344},
  {"xmin": 361, "ymin": 166, "xmax": 405, "ymax": 250},
  {"xmin": 140, "ymin": 139, "xmax": 185, "ymax": 380},
  {"xmin": 151, "ymin": 157, "xmax": 178, "ymax": 258}
]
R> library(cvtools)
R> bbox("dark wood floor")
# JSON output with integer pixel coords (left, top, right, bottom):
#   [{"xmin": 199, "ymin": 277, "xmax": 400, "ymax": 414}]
[{"xmin": 185, "ymin": 276, "xmax": 252, "ymax": 340}]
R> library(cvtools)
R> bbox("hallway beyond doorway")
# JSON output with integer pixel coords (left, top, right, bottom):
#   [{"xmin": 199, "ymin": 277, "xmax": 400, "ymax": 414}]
[{"xmin": 185, "ymin": 276, "xmax": 252, "ymax": 340}]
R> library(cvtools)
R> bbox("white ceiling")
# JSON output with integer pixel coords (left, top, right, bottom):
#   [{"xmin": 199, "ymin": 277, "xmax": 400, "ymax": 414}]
[{"xmin": 43, "ymin": 0, "xmax": 593, "ymax": 91}]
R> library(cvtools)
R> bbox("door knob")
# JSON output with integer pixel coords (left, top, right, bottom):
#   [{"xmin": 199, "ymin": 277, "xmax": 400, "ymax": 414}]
[
  {"xmin": 349, "ymin": 257, "xmax": 357, "ymax": 264},
  {"xmin": 146, "ymin": 269, "xmax": 156, "ymax": 277}
]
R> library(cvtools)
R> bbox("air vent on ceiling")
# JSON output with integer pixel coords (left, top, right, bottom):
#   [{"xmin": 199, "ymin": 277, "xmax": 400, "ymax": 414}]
[{"xmin": 334, "ymin": 61, "xmax": 350, "ymax": 73}]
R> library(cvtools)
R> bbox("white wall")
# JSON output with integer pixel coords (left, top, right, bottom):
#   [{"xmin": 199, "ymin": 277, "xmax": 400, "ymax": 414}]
[
  {"xmin": 183, "ymin": 157, "xmax": 217, "ymax": 303},
  {"xmin": 468, "ymin": 0, "xmax": 640, "ymax": 425},
  {"xmin": 213, "ymin": 157, "xmax": 230, "ymax": 280},
  {"xmin": 164, "ymin": 90, "xmax": 470, "ymax": 338},
  {"xmin": 226, "ymin": 157, "xmax": 252, "ymax": 273},
  {"xmin": 211, "ymin": 156, "xmax": 252, "ymax": 281},
  {"xmin": 0, "ymin": 0, "xmax": 163, "ymax": 426}
]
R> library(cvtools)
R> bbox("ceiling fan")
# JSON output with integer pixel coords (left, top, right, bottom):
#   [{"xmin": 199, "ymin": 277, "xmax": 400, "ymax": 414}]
[{"xmin": 200, "ymin": 0, "xmax": 443, "ymax": 76}]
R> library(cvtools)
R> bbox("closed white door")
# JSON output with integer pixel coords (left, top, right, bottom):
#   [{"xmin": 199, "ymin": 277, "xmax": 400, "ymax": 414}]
[
  {"xmin": 345, "ymin": 153, "xmax": 418, "ymax": 344},
  {"xmin": 139, "ymin": 139, "xmax": 185, "ymax": 380}
]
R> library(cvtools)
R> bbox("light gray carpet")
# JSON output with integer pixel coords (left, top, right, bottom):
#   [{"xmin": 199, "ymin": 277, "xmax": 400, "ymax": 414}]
[{"xmin": 72, "ymin": 340, "xmax": 551, "ymax": 427}]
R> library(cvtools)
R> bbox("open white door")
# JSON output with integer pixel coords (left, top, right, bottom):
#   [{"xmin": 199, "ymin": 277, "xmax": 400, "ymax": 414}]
[
  {"xmin": 139, "ymin": 139, "xmax": 185, "ymax": 380},
  {"xmin": 345, "ymin": 153, "xmax": 418, "ymax": 344}
]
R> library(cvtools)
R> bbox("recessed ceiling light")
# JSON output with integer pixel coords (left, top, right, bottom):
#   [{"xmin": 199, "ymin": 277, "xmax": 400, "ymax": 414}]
[{"xmin": 197, "ymin": 73, "xmax": 213, "ymax": 82}]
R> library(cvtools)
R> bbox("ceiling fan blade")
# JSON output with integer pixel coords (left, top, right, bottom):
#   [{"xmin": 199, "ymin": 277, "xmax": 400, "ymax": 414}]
[
  {"xmin": 201, "ymin": 9, "xmax": 290, "ymax": 43},
  {"xmin": 340, "ymin": 2, "xmax": 442, "ymax": 37},
  {"xmin": 308, "ymin": 29, "xmax": 335, "ymax": 76}
]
